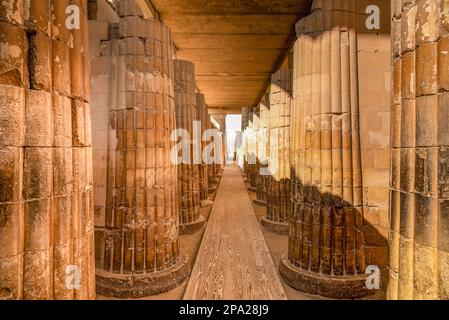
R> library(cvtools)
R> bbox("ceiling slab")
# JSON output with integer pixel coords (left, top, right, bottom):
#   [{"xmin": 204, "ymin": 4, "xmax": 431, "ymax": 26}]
[{"xmin": 150, "ymin": 0, "xmax": 312, "ymax": 112}]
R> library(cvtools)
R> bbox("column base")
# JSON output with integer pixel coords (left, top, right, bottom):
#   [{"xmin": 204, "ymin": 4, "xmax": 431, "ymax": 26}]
[
  {"xmin": 260, "ymin": 216, "xmax": 289, "ymax": 235},
  {"xmin": 208, "ymin": 186, "xmax": 217, "ymax": 194},
  {"xmin": 253, "ymin": 199, "xmax": 267, "ymax": 206},
  {"xmin": 248, "ymin": 186, "xmax": 257, "ymax": 193},
  {"xmin": 96, "ymin": 254, "xmax": 189, "ymax": 298},
  {"xmin": 279, "ymin": 256, "xmax": 373, "ymax": 299},
  {"xmin": 180, "ymin": 215, "xmax": 206, "ymax": 234}
]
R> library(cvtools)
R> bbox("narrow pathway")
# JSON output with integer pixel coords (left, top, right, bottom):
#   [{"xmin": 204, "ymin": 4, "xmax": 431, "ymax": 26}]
[{"xmin": 183, "ymin": 164, "xmax": 287, "ymax": 300}]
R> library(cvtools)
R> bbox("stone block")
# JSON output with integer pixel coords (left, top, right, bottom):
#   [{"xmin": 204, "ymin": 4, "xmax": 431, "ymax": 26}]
[
  {"xmin": 25, "ymin": 90, "xmax": 53, "ymax": 147},
  {"xmin": 25, "ymin": 0, "xmax": 51, "ymax": 34},
  {"xmin": 0, "ymin": 21, "xmax": 26, "ymax": 86},
  {"xmin": 416, "ymin": 95, "xmax": 438, "ymax": 147},
  {"xmin": 28, "ymin": 32, "xmax": 52, "ymax": 92},
  {"xmin": 23, "ymin": 147, "xmax": 52, "ymax": 200},
  {"xmin": 416, "ymin": 42, "xmax": 437, "ymax": 96},
  {"xmin": 0, "ymin": 203, "xmax": 21, "ymax": 258},
  {"xmin": 52, "ymin": 39, "xmax": 71, "ymax": 96},
  {"xmin": 0, "ymin": 85, "xmax": 24, "ymax": 148},
  {"xmin": 53, "ymin": 93, "xmax": 73, "ymax": 147}
]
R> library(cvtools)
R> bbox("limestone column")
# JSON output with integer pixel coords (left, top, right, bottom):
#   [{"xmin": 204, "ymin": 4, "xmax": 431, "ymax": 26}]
[
  {"xmin": 174, "ymin": 60, "xmax": 204, "ymax": 233},
  {"xmin": 212, "ymin": 113, "xmax": 226, "ymax": 176},
  {"xmin": 280, "ymin": 1, "xmax": 371, "ymax": 298},
  {"xmin": 262, "ymin": 69, "xmax": 292, "ymax": 234},
  {"xmin": 239, "ymin": 107, "xmax": 250, "ymax": 173},
  {"xmin": 207, "ymin": 113, "xmax": 218, "ymax": 192},
  {"xmin": 196, "ymin": 93, "xmax": 212, "ymax": 207},
  {"xmin": 255, "ymin": 100, "xmax": 269, "ymax": 206},
  {"xmin": 388, "ymin": 0, "xmax": 449, "ymax": 300},
  {"xmin": 0, "ymin": 0, "xmax": 95, "ymax": 299},
  {"xmin": 241, "ymin": 107, "xmax": 250, "ymax": 178},
  {"xmin": 247, "ymin": 107, "xmax": 258, "ymax": 191},
  {"xmin": 94, "ymin": 10, "xmax": 188, "ymax": 297}
]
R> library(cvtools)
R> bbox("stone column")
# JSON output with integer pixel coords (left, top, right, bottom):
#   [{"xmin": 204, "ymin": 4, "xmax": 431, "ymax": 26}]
[
  {"xmin": 238, "ymin": 107, "xmax": 249, "ymax": 172},
  {"xmin": 212, "ymin": 113, "xmax": 227, "ymax": 176},
  {"xmin": 262, "ymin": 69, "xmax": 292, "ymax": 234},
  {"xmin": 0, "ymin": 0, "xmax": 95, "ymax": 299},
  {"xmin": 196, "ymin": 93, "xmax": 213, "ymax": 207},
  {"xmin": 246, "ymin": 107, "xmax": 258, "ymax": 191},
  {"xmin": 174, "ymin": 60, "xmax": 204, "ymax": 233},
  {"xmin": 241, "ymin": 107, "xmax": 250, "ymax": 178},
  {"xmin": 255, "ymin": 100, "xmax": 269, "ymax": 206},
  {"xmin": 207, "ymin": 113, "xmax": 219, "ymax": 191},
  {"xmin": 94, "ymin": 9, "xmax": 188, "ymax": 297},
  {"xmin": 280, "ymin": 0, "xmax": 389, "ymax": 298},
  {"xmin": 388, "ymin": 0, "xmax": 449, "ymax": 300}
]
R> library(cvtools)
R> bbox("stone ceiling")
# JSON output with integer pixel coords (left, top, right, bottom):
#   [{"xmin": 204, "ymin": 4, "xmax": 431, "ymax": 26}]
[{"xmin": 149, "ymin": 0, "xmax": 312, "ymax": 113}]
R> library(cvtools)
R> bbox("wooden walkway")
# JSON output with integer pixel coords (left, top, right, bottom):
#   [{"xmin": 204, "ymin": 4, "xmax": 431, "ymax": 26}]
[{"xmin": 183, "ymin": 164, "xmax": 287, "ymax": 300}]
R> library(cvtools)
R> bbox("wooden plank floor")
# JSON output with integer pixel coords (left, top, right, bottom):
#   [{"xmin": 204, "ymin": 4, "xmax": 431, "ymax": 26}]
[{"xmin": 183, "ymin": 164, "xmax": 287, "ymax": 300}]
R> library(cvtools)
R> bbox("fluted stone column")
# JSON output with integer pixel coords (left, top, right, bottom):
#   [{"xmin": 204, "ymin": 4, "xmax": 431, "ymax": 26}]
[
  {"xmin": 239, "ymin": 107, "xmax": 250, "ymax": 173},
  {"xmin": 241, "ymin": 107, "xmax": 250, "ymax": 178},
  {"xmin": 0, "ymin": 0, "xmax": 95, "ymax": 299},
  {"xmin": 94, "ymin": 9, "xmax": 188, "ymax": 297},
  {"xmin": 246, "ymin": 107, "xmax": 258, "ymax": 191},
  {"xmin": 212, "ymin": 113, "xmax": 226, "ymax": 177},
  {"xmin": 255, "ymin": 100, "xmax": 269, "ymax": 206},
  {"xmin": 207, "ymin": 113, "xmax": 219, "ymax": 192},
  {"xmin": 388, "ymin": 0, "xmax": 449, "ymax": 300},
  {"xmin": 280, "ymin": 0, "xmax": 384, "ymax": 298},
  {"xmin": 196, "ymin": 93, "xmax": 213, "ymax": 207},
  {"xmin": 174, "ymin": 60, "xmax": 204, "ymax": 233},
  {"xmin": 262, "ymin": 69, "xmax": 292, "ymax": 234}
]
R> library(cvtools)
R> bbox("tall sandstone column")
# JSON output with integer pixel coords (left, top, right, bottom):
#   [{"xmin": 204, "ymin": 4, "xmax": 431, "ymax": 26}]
[
  {"xmin": 388, "ymin": 0, "xmax": 449, "ymax": 300},
  {"xmin": 255, "ymin": 99, "xmax": 270, "ymax": 206},
  {"xmin": 262, "ymin": 69, "xmax": 292, "ymax": 234},
  {"xmin": 212, "ymin": 113, "xmax": 226, "ymax": 176},
  {"xmin": 240, "ymin": 106, "xmax": 250, "ymax": 173},
  {"xmin": 196, "ymin": 93, "xmax": 212, "ymax": 207},
  {"xmin": 207, "ymin": 113, "xmax": 221, "ymax": 191},
  {"xmin": 247, "ymin": 107, "xmax": 258, "ymax": 190},
  {"xmin": 280, "ymin": 0, "xmax": 390, "ymax": 298},
  {"xmin": 0, "ymin": 0, "xmax": 95, "ymax": 299},
  {"xmin": 174, "ymin": 60, "xmax": 204, "ymax": 232},
  {"xmin": 94, "ymin": 8, "xmax": 188, "ymax": 297}
]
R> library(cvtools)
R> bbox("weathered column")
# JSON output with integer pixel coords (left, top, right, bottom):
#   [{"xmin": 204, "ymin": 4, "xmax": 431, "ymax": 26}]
[
  {"xmin": 241, "ymin": 107, "xmax": 250, "ymax": 178},
  {"xmin": 239, "ymin": 107, "xmax": 250, "ymax": 173},
  {"xmin": 388, "ymin": 0, "xmax": 449, "ymax": 300},
  {"xmin": 94, "ymin": 9, "xmax": 188, "ymax": 297},
  {"xmin": 280, "ymin": 0, "xmax": 389, "ymax": 298},
  {"xmin": 196, "ymin": 93, "xmax": 213, "ymax": 207},
  {"xmin": 254, "ymin": 100, "xmax": 269, "ymax": 206},
  {"xmin": 212, "ymin": 113, "xmax": 226, "ymax": 176},
  {"xmin": 0, "ymin": 0, "xmax": 95, "ymax": 299},
  {"xmin": 246, "ymin": 107, "xmax": 258, "ymax": 191},
  {"xmin": 207, "ymin": 114, "xmax": 219, "ymax": 192},
  {"xmin": 262, "ymin": 69, "xmax": 292, "ymax": 234},
  {"xmin": 174, "ymin": 60, "xmax": 204, "ymax": 233}
]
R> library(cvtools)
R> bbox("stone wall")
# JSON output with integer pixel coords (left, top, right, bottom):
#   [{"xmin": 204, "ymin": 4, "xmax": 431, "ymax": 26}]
[
  {"xmin": 388, "ymin": 0, "xmax": 449, "ymax": 300},
  {"xmin": 0, "ymin": 0, "xmax": 95, "ymax": 299}
]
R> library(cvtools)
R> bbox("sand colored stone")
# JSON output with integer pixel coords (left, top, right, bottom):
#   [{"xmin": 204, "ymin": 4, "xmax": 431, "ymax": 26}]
[
  {"xmin": 91, "ymin": 3, "xmax": 188, "ymax": 298},
  {"xmin": 0, "ymin": 0, "xmax": 95, "ymax": 300},
  {"xmin": 388, "ymin": 0, "xmax": 449, "ymax": 300}
]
